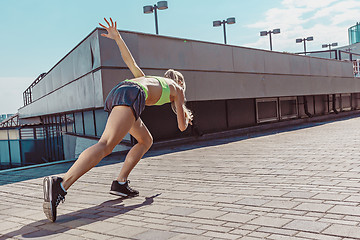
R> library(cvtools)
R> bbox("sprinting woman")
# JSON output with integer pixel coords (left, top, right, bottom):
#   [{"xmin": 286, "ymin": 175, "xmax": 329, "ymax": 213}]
[{"xmin": 43, "ymin": 17, "xmax": 193, "ymax": 222}]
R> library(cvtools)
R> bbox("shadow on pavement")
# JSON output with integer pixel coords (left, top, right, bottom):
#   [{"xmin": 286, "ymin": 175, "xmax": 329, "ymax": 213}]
[{"xmin": 2, "ymin": 194, "xmax": 161, "ymax": 239}]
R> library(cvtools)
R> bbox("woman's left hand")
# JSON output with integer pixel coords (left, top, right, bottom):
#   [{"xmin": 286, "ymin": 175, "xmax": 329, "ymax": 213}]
[{"xmin": 99, "ymin": 17, "xmax": 120, "ymax": 40}]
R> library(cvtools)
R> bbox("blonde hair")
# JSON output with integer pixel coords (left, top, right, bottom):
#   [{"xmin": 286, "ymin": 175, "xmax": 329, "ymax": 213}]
[
  {"xmin": 165, "ymin": 70, "xmax": 193, "ymax": 122},
  {"xmin": 164, "ymin": 69, "xmax": 186, "ymax": 91}
]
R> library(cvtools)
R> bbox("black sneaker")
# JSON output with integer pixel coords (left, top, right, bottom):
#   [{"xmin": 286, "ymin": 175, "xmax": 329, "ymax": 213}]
[
  {"xmin": 43, "ymin": 176, "xmax": 67, "ymax": 222},
  {"xmin": 110, "ymin": 180, "xmax": 139, "ymax": 197}
]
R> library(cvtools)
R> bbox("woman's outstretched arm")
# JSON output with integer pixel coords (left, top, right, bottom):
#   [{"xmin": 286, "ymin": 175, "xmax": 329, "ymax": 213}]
[
  {"xmin": 99, "ymin": 17, "xmax": 145, "ymax": 78},
  {"xmin": 173, "ymin": 87, "xmax": 193, "ymax": 132}
]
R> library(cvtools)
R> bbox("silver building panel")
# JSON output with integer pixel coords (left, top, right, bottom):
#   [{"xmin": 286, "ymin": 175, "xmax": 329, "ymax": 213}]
[
  {"xmin": 191, "ymin": 41, "xmax": 234, "ymax": 72},
  {"xmin": 19, "ymin": 28, "xmax": 360, "ymax": 118},
  {"xmin": 288, "ymin": 54, "xmax": 311, "ymax": 76},
  {"xmin": 99, "ymin": 30, "xmax": 139, "ymax": 68},
  {"xmin": 263, "ymin": 51, "xmax": 292, "ymax": 75},
  {"xmin": 19, "ymin": 72, "xmax": 103, "ymax": 118},
  {"xmin": 138, "ymin": 34, "xmax": 195, "ymax": 70},
  {"xmin": 309, "ymin": 57, "xmax": 329, "ymax": 76},
  {"xmin": 232, "ymin": 47, "xmax": 266, "ymax": 74}
]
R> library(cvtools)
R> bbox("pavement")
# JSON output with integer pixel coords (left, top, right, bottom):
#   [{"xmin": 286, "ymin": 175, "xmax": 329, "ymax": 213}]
[{"xmin": 2, "ymin": 116, "xmax": 360, "ymax": 239}]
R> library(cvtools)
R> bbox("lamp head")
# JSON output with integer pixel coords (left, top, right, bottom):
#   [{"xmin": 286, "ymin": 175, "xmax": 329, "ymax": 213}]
[
  {"xmin": 273, "ymin": 28, "xmax": 281, "ymax": 34},
  {"xmin": 157, "ymin": 1, "xmax": 168, "ymax": 10},
  {"xmin": 213, "ymin": 20, "xmax": 222, "ymax": 27},
  {"xmin": 143, "ymin": 5, "xmax": 153, "ymax": 13},
  {"xmin": 260, "ymin": 31, "xmax": 268, "ymax": 36},
  {"xmin": 227, "ymin": 17, "xmax": 236, "ymax": 24}
]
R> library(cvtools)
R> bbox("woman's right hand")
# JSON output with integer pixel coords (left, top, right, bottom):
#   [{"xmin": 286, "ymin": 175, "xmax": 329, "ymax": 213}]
[{"xmin": 99, "ymin": 17, "xmax": 121, "ymax": 40}]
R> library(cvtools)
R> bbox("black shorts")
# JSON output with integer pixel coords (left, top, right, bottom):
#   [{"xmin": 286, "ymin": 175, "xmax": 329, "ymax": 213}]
[{"xmin": 104, "ymin": 81, "xmax": 146, "ymax": 120}]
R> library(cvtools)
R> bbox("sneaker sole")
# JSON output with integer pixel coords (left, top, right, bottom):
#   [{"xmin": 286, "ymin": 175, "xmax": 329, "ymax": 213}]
[
  {"xmin": 109, "ymin": 191, "xmax": 128, "ymax": 197},
  {"xmin": 43, "ymin": 177, "xmax": 56, "ymax": 222}
]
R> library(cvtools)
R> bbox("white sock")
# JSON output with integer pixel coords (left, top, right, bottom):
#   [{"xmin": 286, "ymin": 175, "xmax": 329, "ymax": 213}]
[
  {"xmin": 118, "ymin": 181, "xmax": 127, "ymax": 185},
  {"xmin": 60, "ymin": 182, "xmax": 67, "ymax": 193}
]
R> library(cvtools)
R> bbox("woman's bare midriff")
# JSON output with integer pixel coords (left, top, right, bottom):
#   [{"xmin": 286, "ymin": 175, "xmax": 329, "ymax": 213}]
[{"xmin": 130, "ymin": 76, "xmax": 174, "ymax": 106}]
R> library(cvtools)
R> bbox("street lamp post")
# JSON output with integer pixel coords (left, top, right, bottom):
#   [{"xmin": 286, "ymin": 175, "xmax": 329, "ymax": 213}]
[
  {"xmin": 260, "ymin": 28, "xmax": 280, "ymax": 51},
  {"xmin": 213, "ymin": 17, "xmax": 236, "ymax": 44},
  {"xmin": 296, "ymin": 36, "xmax": 314, "ymax": 55},
  {"xmin": 143, "ymin": 1, "xmax": 168, "ymax": 35},
  {"xmin": 322, "ymin": 42, "xmax": 338, "ymax": 58}
]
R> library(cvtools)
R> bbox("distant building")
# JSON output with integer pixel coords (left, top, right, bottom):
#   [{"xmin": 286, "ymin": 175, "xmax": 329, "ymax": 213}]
[
  {"xmin": 349, "ymin": 22, "xmax": 360, "ymax": 45},
  {"xmin": 0, "ymin": 114, "xmax": 14, "ymax": 122},
  {"xmin": 306, "ymin": 23, "xmax": 360, "ymax": 60}
]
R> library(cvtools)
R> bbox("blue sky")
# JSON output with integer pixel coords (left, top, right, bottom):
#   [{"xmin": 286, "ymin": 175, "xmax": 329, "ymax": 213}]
[{"xmin": 0, "ymin": 0, "xmax": 359, "ymax": 113}]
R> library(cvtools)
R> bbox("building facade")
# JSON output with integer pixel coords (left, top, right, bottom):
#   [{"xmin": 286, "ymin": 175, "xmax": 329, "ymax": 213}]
[
  {"xmin": 1, "ymin": 28, "xmax": 360, "ymax": 169},
  {"xmin": 349, "ymin": 22, "xmax": 360, "ymax": 45}
]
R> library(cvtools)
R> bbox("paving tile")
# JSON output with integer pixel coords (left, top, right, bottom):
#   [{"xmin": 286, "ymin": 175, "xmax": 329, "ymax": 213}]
[
  {"xmin": 143, "ymin": 223, "xmax": 173, "ymax": 231},
  {"xmin": 196, "ymin": 224, "xmax": 233, "ymax": 233},
  {"xmin": 107, "ymin": 225, "xmax": 148, "ymax": 238},
  {"xmin": 294, "ymin": 202, "xmax": 334, "ymax": 213},
  {"xmin": 256, "ymin": 226, "xmax": 297, "ymax": 236},
  {"xmin": 283, "ymin": 191, "xmax": 317, "ymax": 199},
  {"xmin": 189, "ymin": 209, "xmax": 226, "ymax": 219},
  {"xmin": 248, "ymin": 231, "xmax": 271, "ymax": 238},
  {"xmin": 203, "ymin": 231, "xmax": 240, "ymax": 240},
  {"xmin": 165, "ymin": 207, "xmax": 199, "ymax": 217},
  {"xmin": 81, "ymin": 232, "xmax": 114, "ymax": 240},
  {"xmin": 312, "ymin": 193, "xmax": 349, "ymax": 201},
  {"xmin": 170, "ymin": 227, "xmax": 205, "ymax": 235},
  {"xmin": 322, "ymin": 224, "xmax": 360, "ymax": 238},
  {"xmin": 296, "ymin": 231, "xmax": 342, "ymax": 240},
  {"xmin": 78, "ymin": 221, "xmax": 120, "ymax": 233},
  {"xmin": 262, "ymin": 200, "xmax": 300, "ymax": 209},
  {"xmin": 283, "ymin": 219, "xmax": 330, "ymax": 233},
  {"xmin": 133, "ymin": 229, "xmax": 176, "ymax": 240},
  {"xmin": 235, "ymin": 198, "xmax": 270, "ymax": 206},
  {"xmin": 267, "ymin": 234, "xmax": 309, "ymax": 240},
  {"xmin": 168, "ymin": 233, "xmax": 212, "ymax": 240},
  {"xmin": 328, "ymin": 205, "xmax": 360, "ymax": 216},
  {"xmin": 248, "ymin": 216, "xmax": 292, "ymax": 228},
  {"xmin": 216, "ymin": 212, "xmax": 256, "ymax": 223}
]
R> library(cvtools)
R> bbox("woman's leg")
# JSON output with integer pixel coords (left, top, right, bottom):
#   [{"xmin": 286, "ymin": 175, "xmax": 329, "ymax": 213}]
[
  {"xmin": 117, "ymin": 118, "xmax": 153, "ymax": 182},
  {"xmin": 62, "ymin": 106, "xmax": 135, "ymax": 190}
]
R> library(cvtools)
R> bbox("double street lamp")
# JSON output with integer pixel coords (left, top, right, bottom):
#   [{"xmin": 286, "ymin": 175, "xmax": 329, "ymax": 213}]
[
  {"xmin": 322, "ymin": 42, "xmax": 338, "ymax": 58},
  {"xmin": 322, "ymin": 42, "xmax": 338, "ymax": 50},
  {"xmin": 213, "ymin": 17, "xmax": 236, "ymax": 44},
  {"xmin": 296, "ymin": 36, "xmax": 313, "ymax": 55},
  {"xmin": 260, "ymin": 28, "xmax": 280, "ymax": 51},
  {"xmin": 143, "ymin": 1, "xmax": 168, "ymax": 35}
]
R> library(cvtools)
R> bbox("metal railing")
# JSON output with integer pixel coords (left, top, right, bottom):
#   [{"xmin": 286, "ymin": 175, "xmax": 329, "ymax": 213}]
[
  {"xmin": 0, "ymin": 113, "xmax": 19, "ymax": 128},
  {"xmin": 296, "ymin": 50, "xmax": 360, "ymax": 78},
  {"xmin": 296, "ymin": 49, "xmax": 338, "ymax": 59},
  {"xmin": 23, "ymin": 73, "xmax": 47, "ymax": 106},
  {"xmin": 353, "ymin": 60, "xmax": 360, "ymax": 78},
  {"xmin": 338, "ymin": 50, "xmax": 360, "ymax": 61}
]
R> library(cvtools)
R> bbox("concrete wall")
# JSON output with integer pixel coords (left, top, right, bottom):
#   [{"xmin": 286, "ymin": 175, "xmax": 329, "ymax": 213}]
[{"xmin": 19, "ymin": 28, "xmax": 358, "ymax": 118}]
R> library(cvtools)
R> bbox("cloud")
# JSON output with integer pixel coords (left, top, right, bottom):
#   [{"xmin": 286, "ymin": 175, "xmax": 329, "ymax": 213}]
[
  {"xmin": 311, "ymin": 0, "xmax": 360, "ymax": 21},
  {"xmin": 244, "ymin": 0, "xmax": 358, "ymax": 52},
  {"xmin": 282, "ymin": 0, "xmax": 338, "ymax": 10}
]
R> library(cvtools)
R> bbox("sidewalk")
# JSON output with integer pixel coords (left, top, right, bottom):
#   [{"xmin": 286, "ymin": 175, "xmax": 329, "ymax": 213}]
[{"xmin": 2, "ymin": 116, "xmax": 360, "ymax": 239}]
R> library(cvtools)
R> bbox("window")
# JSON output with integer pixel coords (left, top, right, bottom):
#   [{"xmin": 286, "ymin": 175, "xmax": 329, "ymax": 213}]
[{"xmin": 74, "ymin": 112, "xmax": 84, "ymax": 135}]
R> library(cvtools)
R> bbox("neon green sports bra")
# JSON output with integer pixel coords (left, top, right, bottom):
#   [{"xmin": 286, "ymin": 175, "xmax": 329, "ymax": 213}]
[{"xmin": 124, "ymin": 76, "xmax": 171, "ymax": 106}]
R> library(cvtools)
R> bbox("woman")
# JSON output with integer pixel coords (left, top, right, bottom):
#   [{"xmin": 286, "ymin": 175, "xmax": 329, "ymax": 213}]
[{"xmin": 43, "ymin": 17, "xmax": 193, "ymax": 222}]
